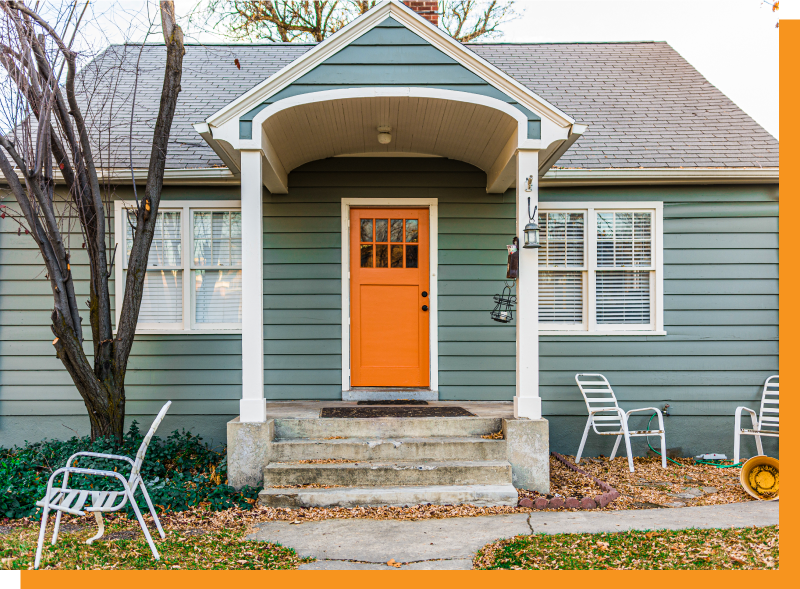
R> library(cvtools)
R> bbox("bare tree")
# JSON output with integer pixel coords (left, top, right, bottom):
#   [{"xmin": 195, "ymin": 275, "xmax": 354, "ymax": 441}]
[
  {"xmin": 193, "ymin": 0, "xmax": 515, "ymax": 43},
  {"xmin": 0, "ymin": 0, "xmax": 184, "ymax": 441}
]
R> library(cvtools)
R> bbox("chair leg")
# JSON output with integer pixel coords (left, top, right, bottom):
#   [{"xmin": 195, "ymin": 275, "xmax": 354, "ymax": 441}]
[
  {"xmin": 733, "ymin": 430, "xmax": 741, "ymax": 464},
  {"xmin": 660, "ymin": 433, "xmax": 667, "ymax": 469},
  {"xmin": 129, "ymin": 491, "xmax": 160, "ymax": 560},
  {"xmin": 610, "ymin": 435, "xmax": 622, "ymax": 460},
  {"xmin": 139, "ymin": 481, "xmax": 165, "ymax": 539},
  {"xmin": 86, "ymin": 512, "xmax": 105, "ymax": 545},
  {"xmin": 623, "ymin": 433, "xmax": 635, "ymax": 473},
  {"xmin": 755, "ymin": 434, "xmax": 764, "ymax": 456},
  {"xmin": 576, "ymin": 417, "xmax": 592, "ymax": 463},
  {"xmin": 34, "ymin": 506, "xmax": 50, "ymax": 570},
  {"xmin": 51, "ymin": 509, "xmax": 62, "ymax": 545}
]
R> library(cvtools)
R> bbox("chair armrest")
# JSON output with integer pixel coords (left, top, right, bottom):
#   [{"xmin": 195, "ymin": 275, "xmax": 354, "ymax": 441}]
[
  {"xmin": 66, "ymin": 452, "xmax": 135, "ymax": 469},
  {"xmin": 625, "ymin": 407, "xmax": 661, "ymax": 415},
  {"xmin": 735, "ymin": 406, "xmax": 759, "ymax": 431},
  {"xmin": 47, "ymin": 466, "xmax": 131, "ymax": 494}
]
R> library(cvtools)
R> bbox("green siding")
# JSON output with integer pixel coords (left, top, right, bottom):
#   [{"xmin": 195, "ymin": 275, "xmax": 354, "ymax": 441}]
[
  {"xmin": 239, "ymin": 17, "xmax": 541, "ymax": 140},
  {"xmin": 0, "ymin": 186, "xmax": 242, "ymax": 435}
]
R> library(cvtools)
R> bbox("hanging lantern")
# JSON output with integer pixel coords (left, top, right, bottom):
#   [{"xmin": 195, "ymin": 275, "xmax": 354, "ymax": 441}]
[
  {"xmin": 523, "ymin": 198, "xmax": 540, "ymax": 249},
  {"xmin": 490, "ymin": 282, "xmax": 516, "ymax": 323},
  {"xmin": 523, "ymin": 219, "xmax": 540, "ymax": 249}
]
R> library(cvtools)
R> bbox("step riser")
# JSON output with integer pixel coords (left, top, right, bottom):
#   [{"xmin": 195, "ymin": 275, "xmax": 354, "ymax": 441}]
[
  {"xmin": 264, "ymin": 463, "xmax": 512, "ymax": 487},
  {"xmin": 272, "ymin": 439, "xmax": 507, "ymax": 462},
  {"xmin": 258, "ymin": 484, "xmax": 519, "ymax": 508},
  {"xmin": 273, "ymin": 417, "xmax": 503, "ymax": 440}
]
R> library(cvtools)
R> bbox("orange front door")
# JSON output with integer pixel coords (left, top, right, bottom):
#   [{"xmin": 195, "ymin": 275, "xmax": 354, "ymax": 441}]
[{"xmin": 350, "ymin": 208, "xmax": 430, "ymax": 387}]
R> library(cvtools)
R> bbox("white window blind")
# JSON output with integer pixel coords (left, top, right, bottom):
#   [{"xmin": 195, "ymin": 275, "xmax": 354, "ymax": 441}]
[
  {"xmin": 596, "ymin": 211, "xmax": 652, "ymax": 326},
  {"xmin": 192, "ymin": 211, "xmax": 242, "ymax": 324},
  {"xmin": 125, "ymin": 210, "xmax": 182, "ymax": 324},
  {"xmin": 538, "ymin": 212, "xmax": 584, "ymax": 324}
]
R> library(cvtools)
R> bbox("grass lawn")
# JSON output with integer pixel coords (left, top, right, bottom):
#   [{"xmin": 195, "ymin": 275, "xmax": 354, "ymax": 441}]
[
  {"xmin": 0, "ymin": 521, "xmax": 311, "ymax": 570},
  {"xmin": 475, "ymin": 526, "xmax": 779, "ymax": 570}
]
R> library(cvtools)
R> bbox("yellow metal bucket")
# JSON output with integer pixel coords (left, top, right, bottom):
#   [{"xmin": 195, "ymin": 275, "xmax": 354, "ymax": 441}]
[{"xmin": 740, "ymin": 455, "xmax": 779, "ymax": 501}]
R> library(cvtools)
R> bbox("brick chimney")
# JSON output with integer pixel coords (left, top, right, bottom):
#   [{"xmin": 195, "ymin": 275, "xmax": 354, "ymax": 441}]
[{"xmin": 403, "ymin": 1, "xmax": 439, "ymax": 26}]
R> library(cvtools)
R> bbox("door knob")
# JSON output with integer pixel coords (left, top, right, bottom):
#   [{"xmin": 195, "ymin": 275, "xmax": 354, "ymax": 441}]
[
  {"xmin": 422, "ymin": 305, "xmax": 429, "ymax": 312},
  {"xmin": 421, "ymin": 291, "xmax": 428, "ymax": 297}
]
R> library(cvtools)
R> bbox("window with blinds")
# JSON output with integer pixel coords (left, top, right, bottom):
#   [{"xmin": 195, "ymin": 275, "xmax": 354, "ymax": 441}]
[
  {"xmin": 596, "ymin": 211, "xmax": 652, "ymax": 326},
  {"xmin": 118, "ymin": 203, "xmax": 243, "ymax": 331},
  {"xmin": 537, "ymin": 205, "xmax": 660, "ymax": 333},
  {"xmin": 125, "ymin": 210, "xmax": 183, "ymax": 325},
  {"xmin": 192, "ymin": 211, "xmax": 242, "ymax": 325},
  {"xmin": 538, "ymin": 211, "xmax": 585, "ymax": 325}
]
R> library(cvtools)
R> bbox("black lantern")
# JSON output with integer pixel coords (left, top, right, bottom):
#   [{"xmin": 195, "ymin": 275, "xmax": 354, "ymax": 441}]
[
  {"xmin": 490, "ymin": 283, "xmax": 516, "ymax": 323},
  {"xmin": 523, "ymin": 198, "xmax": 540, "ymax": 249}
]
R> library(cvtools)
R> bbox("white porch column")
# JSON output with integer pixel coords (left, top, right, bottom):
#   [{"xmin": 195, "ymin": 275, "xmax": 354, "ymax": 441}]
[
  {"xmin": 240, "ymin": 150, "xmax": 267, "ymax": 422},
  {"xmin": 514, "ymin": 149, "xmax": 542, "ymax": 419}
]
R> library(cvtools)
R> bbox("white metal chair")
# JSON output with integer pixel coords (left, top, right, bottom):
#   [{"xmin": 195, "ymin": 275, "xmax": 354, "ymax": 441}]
[
  {"xmin": 574, "ymin": 374, "xmax": 666, "ymax": 472},
  {"xmin": 34, "ymin": 401, "xmax": 172, "ymax": 570},
  {"xmin": 734, "ymin": 375, "xmax": 779, "ymax": 464}
]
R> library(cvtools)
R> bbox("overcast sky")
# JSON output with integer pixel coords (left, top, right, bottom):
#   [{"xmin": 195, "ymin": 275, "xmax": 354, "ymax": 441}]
[{"xmin": 76, "ymin": 0, "xmax": 783, "ymax": 139}]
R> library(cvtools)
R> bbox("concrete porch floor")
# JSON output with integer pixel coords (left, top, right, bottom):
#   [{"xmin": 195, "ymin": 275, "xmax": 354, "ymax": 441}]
[{"xmin": 262, "ymin": 401, "xmax": 515, "ymax": 419}]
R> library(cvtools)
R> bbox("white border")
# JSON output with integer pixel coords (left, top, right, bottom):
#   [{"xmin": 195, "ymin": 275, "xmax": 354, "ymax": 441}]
[
  {"xmin": 538, "ymin": 201, "xmax": 665, "ymax": 336},
  {"xmin": 340, "ymin": 197, "xmax": 439, "ymax": 393},
  {"xmin": 113, "ymin": 199, "xmax": 242, "ymax": 334}
]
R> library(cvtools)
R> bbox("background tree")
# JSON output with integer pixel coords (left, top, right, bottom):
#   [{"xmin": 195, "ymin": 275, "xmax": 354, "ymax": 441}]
[
  {"xmin": 193, "ymin": 0, "xmax": 516, "ymax": 42},
  {"xmin": 0, "ymin": 0, "xmax": 185, "ymax": 441}
]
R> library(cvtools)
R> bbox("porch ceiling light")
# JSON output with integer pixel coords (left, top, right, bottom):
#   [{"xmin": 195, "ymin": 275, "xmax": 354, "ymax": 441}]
[
  {"xmin": 523, "ymin": 198, "xmax": 540, "ymax": 249},
  {"xmin": 377, "ymin": 126, "xmax": 392, "ymax": 145}
]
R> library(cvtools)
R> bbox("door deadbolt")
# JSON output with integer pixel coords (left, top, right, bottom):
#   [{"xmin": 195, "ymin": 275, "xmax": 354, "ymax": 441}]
[{"xmin": 421, "ymin": 291, "xmax": 428, "ymax": 297}]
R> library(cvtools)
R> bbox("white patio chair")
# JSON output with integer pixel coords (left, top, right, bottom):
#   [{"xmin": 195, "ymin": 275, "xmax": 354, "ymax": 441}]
[
  {"xmin": 574, "ymin": 374, "xmax": 666, "ymax": 473},
  {"xmin": 34, "ymin": 401, "xmax": 171, "ymax": 570},
  {"xmin": 733, "ymin": 375, "xmax": 779, "ymax": 464}
]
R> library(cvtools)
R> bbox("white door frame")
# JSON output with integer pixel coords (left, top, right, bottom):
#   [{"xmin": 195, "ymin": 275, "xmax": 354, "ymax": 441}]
[{"xmin": 341, "ymin": 197, "xmax": 439, "ymax": 392}]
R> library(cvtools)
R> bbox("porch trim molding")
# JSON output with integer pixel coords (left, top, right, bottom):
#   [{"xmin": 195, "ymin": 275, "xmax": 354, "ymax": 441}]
[{"xmin": 340, "ymin": 197, "xmax": 439, "ymax": 394}]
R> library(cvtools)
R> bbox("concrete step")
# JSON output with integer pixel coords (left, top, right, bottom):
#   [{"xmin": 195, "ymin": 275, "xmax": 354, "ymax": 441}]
[
  {"xmin": 263, "ymin": 460, "xmax": 512, "ymax": 487},
  {"xmin": 272, "ymin": 437, "xmax": 507, "ymax": 462},
  {"xmin": 259, "ymin": 483, "xmax": 519, "ymax": 508},
  {"xmin": 273, "ymin": 417, "xmax": 503, "ymax": 440}
]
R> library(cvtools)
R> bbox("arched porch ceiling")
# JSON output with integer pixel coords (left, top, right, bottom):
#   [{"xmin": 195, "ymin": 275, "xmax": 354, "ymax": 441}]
[{"xmin": 264, "ymin": 94, "xmax": 518, "ymax": 177}]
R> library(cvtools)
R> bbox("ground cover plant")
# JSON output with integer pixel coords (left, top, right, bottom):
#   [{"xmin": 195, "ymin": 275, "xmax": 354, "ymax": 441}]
[
  {"xmin": 474, "ymin": 526, "xmax": 779, "ymax": 570},
  {"xmin": 0, "ymin": 518, "xmax": 309, "ymax": 570},
  {"xmin": 0, "ymin": 423, "xmax": 259, "ymax": 520}
]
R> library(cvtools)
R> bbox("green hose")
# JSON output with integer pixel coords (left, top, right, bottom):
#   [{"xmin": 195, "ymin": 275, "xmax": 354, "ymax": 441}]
[{"xmin": 644, "ymin": 413, "xmax": 743, "ymax": 468}]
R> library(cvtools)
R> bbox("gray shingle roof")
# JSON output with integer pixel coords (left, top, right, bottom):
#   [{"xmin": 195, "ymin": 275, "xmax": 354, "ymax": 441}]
[{"xmin": 78, "ymin": 40, "xmax": 777, "ymax": 171}]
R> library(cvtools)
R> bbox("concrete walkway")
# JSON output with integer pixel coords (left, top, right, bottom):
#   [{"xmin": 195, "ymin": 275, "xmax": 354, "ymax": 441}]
[{"xmin": 246, "ymin": 501, "xmax": 778, "ymax": 570}]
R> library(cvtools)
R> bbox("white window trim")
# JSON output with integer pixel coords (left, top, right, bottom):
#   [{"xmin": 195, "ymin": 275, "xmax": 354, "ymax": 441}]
[
  {"xmin": 538, "ymin": 201, "xmax": 665, "ymax": 336},
  {"xmin": 114, "ymin": 199, "xmax": 243, "ymax": 334},
  {"xmin": 340, "ymin": 197, "xmax": 439, "ymax": 393}
]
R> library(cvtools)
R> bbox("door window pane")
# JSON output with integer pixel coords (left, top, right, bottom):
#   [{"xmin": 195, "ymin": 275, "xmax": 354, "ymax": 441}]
[
  {"xmin": 375, "ymin": 219, "xmax": 388, "ymax": 242},
  {"xmin": 406, "ymin": 245, "xmax": 418, "ymax": 268},
  {"xmin": 391, "ymin": 245, "xmax": 404, "ymax": 268},
  {"xmin": 405, "ymin": 219, "xmax": 418, "ymax": 243},
  {"xmin": 390, "ymin": 219, "xmax": 403, "ymax": 242},
  {"xmin": 360, "ymin": 244, "xmax": 373, "ymax": 267},
  {"xmin": 360, "ymin": 219, "xmax": 373, "ymax": 242},
  {"xmin": 376, "ymin": 244, "xmax": 388, "ymax": 268}
]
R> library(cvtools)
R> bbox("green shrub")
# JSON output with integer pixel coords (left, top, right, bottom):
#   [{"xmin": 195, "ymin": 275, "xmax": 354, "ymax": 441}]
[{"xmin": 0, "ymin": 422, "xmax": 259, "ymax": 519}]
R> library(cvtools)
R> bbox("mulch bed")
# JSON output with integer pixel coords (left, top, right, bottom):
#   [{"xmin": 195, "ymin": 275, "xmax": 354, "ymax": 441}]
[{"xmin": 320, "ymin": 406, "xmax": 475, "ymax": 418}]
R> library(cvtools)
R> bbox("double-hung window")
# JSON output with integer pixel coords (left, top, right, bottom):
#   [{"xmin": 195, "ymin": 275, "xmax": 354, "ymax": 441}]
[
  {"xmin": 115, "ymin": 200, "xmax": 242, "ymax": 332},
  {"xmin": 538, "ymin": 202, "xmax": 663, "ymax": 334}
]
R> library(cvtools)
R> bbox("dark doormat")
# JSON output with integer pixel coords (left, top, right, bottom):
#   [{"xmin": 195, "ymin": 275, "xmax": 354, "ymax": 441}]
[
  {"xmin": 356, "ymin": 400, "xmax": 429, "ymax": 405},
  {"xmin": 321, "ymin": 406, "xmax": 476, "ymax": 418}
]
